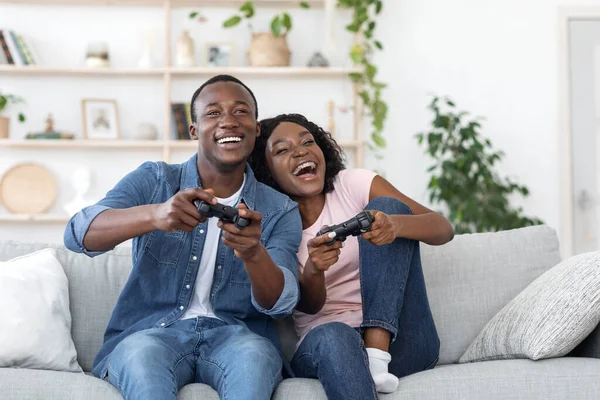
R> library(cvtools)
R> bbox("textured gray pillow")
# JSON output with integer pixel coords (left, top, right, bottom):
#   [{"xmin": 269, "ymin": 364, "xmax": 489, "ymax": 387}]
[{"xmin": 459, "ymin": 251, "xmax": 600, "ymax": 363}]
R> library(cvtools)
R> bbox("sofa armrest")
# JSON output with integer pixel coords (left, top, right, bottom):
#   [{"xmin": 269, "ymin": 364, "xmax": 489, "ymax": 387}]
[{"xmin": 570, "ymin": 324, "xmax": 600, "ymax": 359}]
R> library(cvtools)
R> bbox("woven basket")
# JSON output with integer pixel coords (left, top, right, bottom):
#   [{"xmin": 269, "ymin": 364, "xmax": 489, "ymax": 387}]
[{"xmin": 248, "ymin": 32, "xmax": 291, "ymax": 67}]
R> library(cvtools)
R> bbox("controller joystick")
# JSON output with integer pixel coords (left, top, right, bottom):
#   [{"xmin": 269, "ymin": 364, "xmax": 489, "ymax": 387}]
[
  {"xmin": 194, "ymin": 199, "xmax": 251, "ymax": 230},
  {"xmin": 316, "ymin": 211, "xmax": 374, "ymax": 245}
]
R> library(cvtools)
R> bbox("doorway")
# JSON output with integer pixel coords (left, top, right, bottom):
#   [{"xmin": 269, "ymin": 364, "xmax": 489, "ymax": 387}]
[{"xmin": 559, "ymin": 8, "xmax": 600, "ymax": 257}]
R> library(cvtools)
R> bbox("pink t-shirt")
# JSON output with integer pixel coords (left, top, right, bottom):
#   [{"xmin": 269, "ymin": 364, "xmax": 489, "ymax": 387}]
[{"xmin": 293, "ymin": 168, "xmax": 378, "ymax": 344}]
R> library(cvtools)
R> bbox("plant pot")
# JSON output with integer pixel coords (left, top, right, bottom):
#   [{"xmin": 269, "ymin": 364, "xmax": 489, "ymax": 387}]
[
  {"xmin": 0, "ymin": 116, "xmax": 9, "ymax": 139},
  {"xmin": 248, "ymin": 32, "xmax": 291, "ymax": 67}
]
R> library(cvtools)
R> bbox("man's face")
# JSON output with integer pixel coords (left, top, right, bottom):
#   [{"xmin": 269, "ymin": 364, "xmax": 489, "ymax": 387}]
[{"xmin": 191, "ymin": 81, "xmax": 259, "ymax": 171}]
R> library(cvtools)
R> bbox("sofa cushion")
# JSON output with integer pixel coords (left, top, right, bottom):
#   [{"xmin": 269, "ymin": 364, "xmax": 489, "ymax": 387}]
[
  {"xmin": 272, "ymin": 358, "xmax": 600, "ymax": 400},
  {"xmin": 0, "ymin": 248, "xmax": 83, "ymax": 373},
  {"xmin": 420, "ymin": 225, "xmax": 562, "ymax": 364},
  {"xmin": 460, "ymin": 251, "xmax": 600, "ymax": 363},
  {"xmin": 0, "ymin": 369, "xmax": 220, "ymax": 400},
  {"xmin": 0, "ymin": 241, "xmax": 133, "ymax": 372}
]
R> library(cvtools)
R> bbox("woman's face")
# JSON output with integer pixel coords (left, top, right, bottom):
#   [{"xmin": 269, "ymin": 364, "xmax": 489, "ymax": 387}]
[{"xmin": 265, "ymin": 121, "xmax": 326, "ymax": 199}]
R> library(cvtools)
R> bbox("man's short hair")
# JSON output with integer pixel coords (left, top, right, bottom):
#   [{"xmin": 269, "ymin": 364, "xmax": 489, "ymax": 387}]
[{"xmin": 190, "ymin": 75, "xmax": 259, "ymax": 123}]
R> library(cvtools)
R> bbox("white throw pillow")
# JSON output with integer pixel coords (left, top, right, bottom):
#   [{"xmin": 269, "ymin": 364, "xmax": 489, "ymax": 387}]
[
  {"xmin": 0, "ymin": 248, "xmax": 83, "ymax": 373},
  {"xmin": 459, "ymin": 251, "xmax": 600, "ymax": 363}
]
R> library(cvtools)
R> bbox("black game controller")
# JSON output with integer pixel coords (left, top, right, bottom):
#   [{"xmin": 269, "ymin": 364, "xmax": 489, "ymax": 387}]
[
  {"xmin": 317, "ymin": 211, "xmax": 374, "ymax": 245},
  {"xmin": 193, "ymin": 199, "xmax": 251, "ymax": 230}
]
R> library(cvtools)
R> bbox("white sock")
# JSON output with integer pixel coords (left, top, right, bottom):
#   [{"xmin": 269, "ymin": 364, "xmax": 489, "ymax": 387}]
[{"xmin": 366, "ymin": 348, "xmax": 399, "ymax": 393}]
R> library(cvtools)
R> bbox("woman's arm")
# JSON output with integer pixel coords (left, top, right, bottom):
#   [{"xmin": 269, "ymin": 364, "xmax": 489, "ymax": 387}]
[
  {"xmin": 296, "ymin": 259, "xmax": 327, "ymax": 314},
  {"xmin": 294, "ymin": 233, "xmax": 342, "ymax": 314},
  {"xmin": 368, "ymin": 175, "xmax": 454, "ymax": 246}
]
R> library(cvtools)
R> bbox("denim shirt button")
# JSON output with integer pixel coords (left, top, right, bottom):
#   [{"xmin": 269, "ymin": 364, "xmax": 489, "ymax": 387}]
[
  {"xmin": 217, "ymin": 265, "xmax": 222, "ymax": 270},
  {"xmin": 186, "ymin": 284, "xmax": 191, "ymax": 289},
  {"xmin": 160, "ymin": 323, "xmax": 165, "ymax": 327},
  {"xmin": 192, "ymin": 256, "xmax": 198, "ymax": 261},
  {"xmin": 199, "ymin": 229, "xmax": 205, "ymax": 234},
  {"xmin": 179, "ymin": 306, "xmax": 184, "ymax": 310}
]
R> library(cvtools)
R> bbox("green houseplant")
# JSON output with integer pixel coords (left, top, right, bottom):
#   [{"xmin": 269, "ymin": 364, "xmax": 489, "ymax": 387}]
[
  {"xmin": 416, "ymin": 96, "xmax": 543, "ymax": 234},
  {"xmin": 338, "ymin": 0, "xmax": 387, "ymax": 158},
  {"xmin": 0, "ymin": 93, "xmax": 26, "ymax": 139}
]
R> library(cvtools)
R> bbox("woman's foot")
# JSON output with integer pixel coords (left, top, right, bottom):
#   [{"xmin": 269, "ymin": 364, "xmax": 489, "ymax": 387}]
[{"xmin": 366, "ymin": 348, "xmax": 399, "ymax": 393}]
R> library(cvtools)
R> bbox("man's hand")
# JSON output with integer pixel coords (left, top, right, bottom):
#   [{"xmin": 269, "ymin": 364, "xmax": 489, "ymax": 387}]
[
  {"xmin": 219, "ymin": 203, "xmax": 263, "ymax": 260},
  {"xmin": 360, "ymin": 210, "xmax": 396, "ymax": 246},
  {"xmin": 151, "ymin": 188, "xmax": 217, "ymax": 232},
  {"xmin": 306, "ymin": 227, "xmax": 344, "ymax": 274}
]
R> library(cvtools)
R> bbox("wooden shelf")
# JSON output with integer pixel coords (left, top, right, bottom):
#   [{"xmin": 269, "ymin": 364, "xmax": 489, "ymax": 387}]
[
  {"xmin": 167, "ymin": 139, "xmax": 361, "ymax": 149},
  {"xmin": 0, "ymin": 0, "xmax": 325, "ymax": 7},
  {"xmin": 0, "ymin": 214, "xmax": 70, "ymax": 223},
  {"xmin": 0, "ymin": 139, "xmax": 165, "ymax": 149},
  {"xmin": 171, "ymin": 67, "xmax": 361, "ymax": 77},
  {"xmin": 0, "ymin": 66, "xmax": 166, "ymax": 76},
  {"xmin": 0, "ymin": 139, "xmax": 361, "ymax": 149},
  {"xmin": 0, "ymin": 66, "xmax": 360, "ymax": 77}
]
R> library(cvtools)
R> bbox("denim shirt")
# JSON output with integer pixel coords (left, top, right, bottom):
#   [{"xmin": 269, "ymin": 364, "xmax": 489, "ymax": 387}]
[{"xmin": 64, "ymin": 154, "xmax": 302, "ymax": 377}]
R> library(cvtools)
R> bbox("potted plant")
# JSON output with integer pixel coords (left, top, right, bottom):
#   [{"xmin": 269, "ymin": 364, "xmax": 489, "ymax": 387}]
[
  {"xmin": 190, "ymin": 1, "xmax": 310, "ymax": 67},
  {"xmin": 0, "ymin": 93, "xmax": 26, "ymax": 139},
  {"xmin": 416, "ymin": 96, "xmax": 543, "ymax": 234}
]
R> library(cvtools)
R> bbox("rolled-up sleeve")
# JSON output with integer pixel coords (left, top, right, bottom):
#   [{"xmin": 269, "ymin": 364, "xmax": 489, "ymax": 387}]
[
  {"xmin": 251, "ymin": 200, "xmax": 302, "ymax": 318},
  {"xmin": 63, "ymin": 161, "xmax": 160, "ymax": 257}
]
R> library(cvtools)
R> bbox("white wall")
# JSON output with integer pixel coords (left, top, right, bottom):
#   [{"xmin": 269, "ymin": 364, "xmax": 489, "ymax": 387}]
[
  {"xmin": 375, "ymin": 0, "xmax": 599, "ymax": 254},
  {"xmin": 0, "ymin": 0, "xmax": 593, "ymax": 247}
]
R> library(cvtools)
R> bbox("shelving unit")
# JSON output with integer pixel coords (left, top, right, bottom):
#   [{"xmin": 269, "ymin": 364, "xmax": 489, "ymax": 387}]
[{"xmin": 0, "ymin": 0, "xmax": 365, "ymax": 225}]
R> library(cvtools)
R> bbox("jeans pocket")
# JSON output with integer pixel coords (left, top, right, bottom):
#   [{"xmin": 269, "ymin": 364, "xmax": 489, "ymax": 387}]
[{"xmin": 144, "ymin": 230, "xmax": 185, "ymax": 268}]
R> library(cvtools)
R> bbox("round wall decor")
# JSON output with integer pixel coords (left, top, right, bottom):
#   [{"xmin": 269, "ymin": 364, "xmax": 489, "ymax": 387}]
[{"xmin": 0, "ymin": 163, "xmax": 58, "ymax": 214}]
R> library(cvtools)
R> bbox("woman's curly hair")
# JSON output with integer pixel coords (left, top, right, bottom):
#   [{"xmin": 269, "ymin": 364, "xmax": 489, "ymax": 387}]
[{"xmin": 249, "ymin": 113, "xmax": 346, "ymax": 194}]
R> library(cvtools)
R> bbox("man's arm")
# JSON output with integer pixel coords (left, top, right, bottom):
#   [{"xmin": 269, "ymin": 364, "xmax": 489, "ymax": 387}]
[
  {"xmin": 64, "ymin": 161, "xmax": 216, "ymax": 256},
  {"xmin": 220, "ymin": 201, "xmax": 302, "ymax": 317},
  {"xmin": 64, "ymin": 161, "xmax": 160, "ymax": 256}
]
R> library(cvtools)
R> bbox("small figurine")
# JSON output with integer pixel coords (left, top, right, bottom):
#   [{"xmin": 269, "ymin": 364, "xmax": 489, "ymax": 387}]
[
  {"xmin": 25, "ymin": 113, "xmax": 74, "ymax": 140},
  {"xmin": 44, "ymin": 113, "xmax": 54, "ymax": 132}
]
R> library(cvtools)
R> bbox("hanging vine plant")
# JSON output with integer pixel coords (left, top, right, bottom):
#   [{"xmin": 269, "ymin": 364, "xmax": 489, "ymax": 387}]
[{"xmin": 337, "ymin": 0, "xmax": 387, "ymax": 158}]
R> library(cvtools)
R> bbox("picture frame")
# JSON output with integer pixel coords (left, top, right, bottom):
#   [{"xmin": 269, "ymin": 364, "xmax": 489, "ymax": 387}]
[
  {"xmin": 204, "ymin": 42, "xmax": 235, "ymax": 67},
  {"xmin": 81, "ymin": 99, "xmax": 120, "ymax": 140}
]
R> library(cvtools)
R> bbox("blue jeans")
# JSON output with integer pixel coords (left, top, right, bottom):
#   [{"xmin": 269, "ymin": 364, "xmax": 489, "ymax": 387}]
[
  {"xmin": 101, "ymin": 317, "xmax": 282, "ymax": 400},
  {"xmin": 291, "ymin": 197, "xmax": 440, "ymax": 400}
]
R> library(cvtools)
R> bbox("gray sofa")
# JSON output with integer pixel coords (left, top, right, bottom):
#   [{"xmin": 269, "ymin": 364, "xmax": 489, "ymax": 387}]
[{"xmin": 1, "ymin": 225, "xmax": 599, "ymax": 399}]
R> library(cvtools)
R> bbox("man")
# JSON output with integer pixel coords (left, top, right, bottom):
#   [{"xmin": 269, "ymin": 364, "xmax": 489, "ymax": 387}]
[{"xmin": 64, "ymin": 75, "xmax": 302, "ymax": 400}]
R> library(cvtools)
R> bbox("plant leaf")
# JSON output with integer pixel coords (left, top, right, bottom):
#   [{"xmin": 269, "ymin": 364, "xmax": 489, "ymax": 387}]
[
  {"xmin": 271, "ymin": 15, "xmax": 283, "ymax": 37},
  {"xmin": 375, "ymin": 40, "xmax": 383, "ymax": 50},
  {"xmin": 223, "ymin": 15, "xmax": 242, "ymax": 28},
  {"xmin": 375, "ymin": 0, "xmax": 383, "ymax": 14},
  {"xmin": 299, "ymin": 1, "xmax": 310, "ymax": 8},
  {"xmin": 282, "ymin": 13, "xmax": 292, "ymax": 30},
  {"xmin": 18, "ymin": 112, "xmax": 25, "ymax": 122},
  {"xmin": 189, "ymin": 11, "xmax": 199, "ymax": 19}
]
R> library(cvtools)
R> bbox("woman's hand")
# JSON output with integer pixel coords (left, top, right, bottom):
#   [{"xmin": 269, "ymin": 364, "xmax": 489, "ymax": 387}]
[
  {"xmin": 361, "ymin": 210, "xmax": 397, "ymax": 246},
  {"xmin": 306, "ymin": 227, "xmax": 344, "ymax": 274}
]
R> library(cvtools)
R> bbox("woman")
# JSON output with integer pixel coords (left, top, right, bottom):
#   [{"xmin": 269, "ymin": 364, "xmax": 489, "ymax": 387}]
[{"xmin": 249, "ymin": 114, "xmax": 454, "ymax": 399}]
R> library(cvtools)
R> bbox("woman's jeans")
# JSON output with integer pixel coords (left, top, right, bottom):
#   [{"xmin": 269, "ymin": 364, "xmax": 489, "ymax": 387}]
[
  {"xmin": 291, "ymin": 197, "xmax": 440, "ymax": 400},
  {"xmin": 102, "ymin": 317, "xmax": 282, "ymax": 400}
]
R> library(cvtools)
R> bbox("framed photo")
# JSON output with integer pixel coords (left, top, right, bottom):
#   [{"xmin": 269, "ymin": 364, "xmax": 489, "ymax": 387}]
[
  {"xmin": 204, "ymin": 42, "xmax": 235, "ymax": 67},
  {"xmin": 81, "ymin": 99, "xmax": 120, "ymax": 140}
]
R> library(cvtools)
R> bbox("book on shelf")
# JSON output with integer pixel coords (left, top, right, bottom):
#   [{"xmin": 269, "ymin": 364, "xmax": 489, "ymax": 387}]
[
  {"xmin": 0, "ymin": 29, "xmax": 38, "ymax": 66},
  {"xmin": 171, "ymin": 103, "xmax": 192, "ymax": 140},
  {"xmin": 25, "ymin": 132, "xmax": 75, "ymax": 140}
]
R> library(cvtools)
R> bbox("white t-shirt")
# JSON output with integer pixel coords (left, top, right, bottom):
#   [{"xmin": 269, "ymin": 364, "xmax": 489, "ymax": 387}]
[{"xmin": 182, "ymin": 175, "xmax": 245, "ymax": 320}]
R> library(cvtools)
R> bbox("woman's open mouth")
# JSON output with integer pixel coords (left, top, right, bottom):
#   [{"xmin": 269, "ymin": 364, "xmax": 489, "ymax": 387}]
[{"xmin": 292, "ymin": 161, "xmax": 318, "ymax": 180}]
